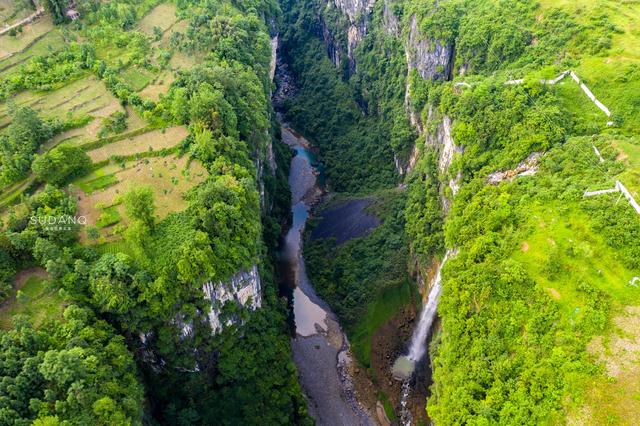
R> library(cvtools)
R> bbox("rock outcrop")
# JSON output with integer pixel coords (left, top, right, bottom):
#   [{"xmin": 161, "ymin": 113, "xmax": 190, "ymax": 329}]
[
  {"xmin": 427, "ymin": 115, "xmax": 462, "ymax": 174},
  {"xmin": 382, "ymin": 0, "xmax": 400, "ymax": 36},
  {"xmin": 487, "ymin": 152, "xmax": 542, "ymax": 185},
  {"xmin": 203, "ymin": 265, "xmax": 262, "ymax": 333},
  {"xmin": 406, "ymin": 15, "xmax": 454, "ymax": 81},
  {"xmin": 319, "ymin": 0, "xmax": 375, "ymax": 75},
  {"xmin": 320, "ymin": 15, "xmax": 343, "ymax": 67}
]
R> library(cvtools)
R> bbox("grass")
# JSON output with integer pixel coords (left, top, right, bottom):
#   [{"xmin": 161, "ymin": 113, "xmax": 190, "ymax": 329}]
[
  {"xmin": 95, "ymin": 239, "xmax": 135, "ymax": 257},
  {"xmin": 120, "ymin": 66, "xmax": 156, "ymax": 91},
  {"xmin": 0, "ymin": 0, "xmax": 35, "ymax": 26},
  {"xmin": 0, "ymin": 175, "xmax": 34, "ymax": 208},
  {"xmin": 512, "ymin": 201, "xmax": 639, "ymax": 316},
  {"xmin": 0, "ymin": 17, "xmax": 58, "ymax": 67},
  {"xmin": 0, "ymin": 76, "xmax": 121, "ymax": 127},
  {"xmin": 536, "ymin": 0, "xmax": 640, "ymax": 133},
  {"xmin": 138, "ymin": 2, "xmax": 178, "ymax": 35},
  {"xmin": 351, "ymin": 280, "xmax": 413, "ymax": 367},
  {"xmin": 96, "ymin": 205, "xmax": 122, "ymax": 229},
  {"xmin": 0, "ymin": 274, "xmax": 65, "ymax": 330},
  {"xmin": 86, "ymin": 126, "xmax": 188, "ymax": 162},
  {"xmin": 609, "ymin": 135, "xmax": 640, "ymax": 196},
  {"xmin": 510, "ymin": 197, "xmax": 640, "ymax": 423},
  {"xmin": 77, "ymin": 173, "xmax": 119, "ymax": 193},
  {"xmin": 551, "ymin": 79, "xmax": 607, "ymax": 135},
  {"xmin": 75, "ymin": 154, "xmax": 207, "ymax": 241},
  {"xmin": 377, "ymin": 391, "xmax": 398, "ymax": 423},
  {"xmin": 139, "ymin": 70, "xmax": 175, "ymax": 101}
]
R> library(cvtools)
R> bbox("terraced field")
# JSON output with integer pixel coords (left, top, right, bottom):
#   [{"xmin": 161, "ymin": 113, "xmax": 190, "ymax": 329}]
[
  {"xmin": 0, "ymin": 76, "xmax": 121, "ymax": 127},
  {"xmin": 74, "ymin": 154, "xmax": 208, "ymax": 241},
  {"xmin": 87, "ymin": 126, "xmax": 188, "ymax": 162}
]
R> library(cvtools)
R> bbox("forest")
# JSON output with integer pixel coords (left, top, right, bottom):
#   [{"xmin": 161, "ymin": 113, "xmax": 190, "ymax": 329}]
[
  {"xmin": 1, "ymin": 0, "xmax": 639, "ymax": 424},
  {"xmin": 279, "ymin": 0, "xmax": 640, "ymax": 424},
  {"xmin": 0, "ymin": 0, "xmax": 309, "ymax": 424}
]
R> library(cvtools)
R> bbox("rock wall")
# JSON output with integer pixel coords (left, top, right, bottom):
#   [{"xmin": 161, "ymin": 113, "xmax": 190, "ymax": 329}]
[
  {"xmin": 318, "ymin": 0, "xmax": 375, "ymax": 75},
  {"xmin": 382, "ymin": 0, "xmax": 400, "ymax": 36},
  {"xmin": 321, "ymin": 15, "xmax": 343, "ymax": 67},
  {"xmin": 333, "ymin": 0, "xmax": 375, "ymax": 22},
  {"xmin": 427, "ymin": 115, "xmax": 461, "ymax": 174},
  {"xmin": 397, "ymin": 13, "xmax": 455, "ymax": 175},
  {"xmin": 406, "ymin": 15, "xmax": 454, "ymax": 81},
  {"xmin": 202, "ymin": 265, "xmax": 262, "ymax": 333}
]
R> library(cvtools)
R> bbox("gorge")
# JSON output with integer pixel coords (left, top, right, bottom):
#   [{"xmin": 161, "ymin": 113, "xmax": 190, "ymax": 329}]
[{"xmin": 1, "ymin": 0, "xmax": 639, "ymax": 425}]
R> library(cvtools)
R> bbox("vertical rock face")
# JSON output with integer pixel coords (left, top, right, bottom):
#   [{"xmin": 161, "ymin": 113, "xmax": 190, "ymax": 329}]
[
  {"xmin": 428, "ymin": 116, "xmax": 461, "ymax": 174},
  {"xmin": 333, "ymin": 0, "xmax": 375, "ymax": 22},
  {"xmin": 382, "ymin": 0, "xmax": 400, "ymax": 36},
  {"xmin": 333, "ymin": 0, "xmax": 375, "ymax": 73},
  {"xmin": 320, "ymin": 15, "xmax": 342, "ymax": 67},
  {"xmin": 399, "ymin": 14, "xmax": 456, "ymax": 175},
  {"xmin": 406, "ymin": 15, "xmax": 454, "ymax": 81},
  {"xmin": 318, "ymin": 0, "xmax": 375, "ymax": 75},
  {"xmin": 202, "ymin": 265, "xmax": 262, "ymax": 333}
]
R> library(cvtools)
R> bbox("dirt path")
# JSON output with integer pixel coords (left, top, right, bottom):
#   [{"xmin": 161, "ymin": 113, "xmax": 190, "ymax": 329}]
[{"xmin": 0, "ymin": 3, "xmax": 45, "ymax": 36}]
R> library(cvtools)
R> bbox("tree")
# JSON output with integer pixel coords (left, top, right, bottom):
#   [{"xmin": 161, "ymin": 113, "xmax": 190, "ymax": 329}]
[
  {"xmin": 123, "ymin": 186, "xmax": 155, "ymax": 229},
  {"xmin": 32, "ymin": 144, "xmax": 92, "ymax": 185},
  {"xmin": 44, "ymin": 0, "xmax": 69, "ymax": 24},
  {"xmin": 0, "ymin": 308, "xmax": 143, "ymax": 424},
  {"xmin": 0, "ymin": 107, "xmax": 51, "ymax": 185}
]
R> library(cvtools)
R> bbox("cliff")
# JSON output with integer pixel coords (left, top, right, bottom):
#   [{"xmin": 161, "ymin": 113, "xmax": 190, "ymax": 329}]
[
  {"xmin": 202, "ymin": 265, "xmax": 262, "ymax": 333},
  {"xmin": 405, "ymin": 15, "xmax": 454, "ymax": 81},
  {"xmin": 318, "ymin": 0, "xmax": 375, "ymax": 75}
]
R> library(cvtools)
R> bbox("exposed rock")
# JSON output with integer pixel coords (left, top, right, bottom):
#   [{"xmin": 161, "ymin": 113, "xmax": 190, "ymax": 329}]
[
  {"xmin": 394, "ymin": 143, "xmax": 419, "ymax": 176},
  {"xmin": 320, "ymin": 15, "xmax": 342, "ymax": 67},
  {"xmin": 406, "ymin": 15, "xmax": 454, "ymax": 81},
  {"xmin": 487, "ymin": 152, "xmax": 542, "ymax": 184},
  {"xmin": 319, "ymin": 0, "xmax": 375, "ymax": 75},
  {"xmin": 382, "ymin": 0, "xmax": 400, "ymax": 36},
  {"xmin": 427, "ymin": 115, "xmax": 462, "ymax": 174},
  {"xmin": 202, "ymin": 265, "xmax": 262, "ymax": 333},
  {"xmin": 347, "ymin": 23, "xmax": 366, "ymax": 74},
  {"xmin": 333, "ymin": 0, "xmax": 375, "ymax": 23},
  {"xmin": 270, "ymin": 35, "xmax": 279, "ymax": 82}
]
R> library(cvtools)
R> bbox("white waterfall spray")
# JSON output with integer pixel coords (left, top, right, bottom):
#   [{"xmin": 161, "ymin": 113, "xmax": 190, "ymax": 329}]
[
  {"xmin": 392, "ymin": 250, "xmax": 452, "ymax": 380},
  {"xmin": 407, "ymin": 251, "xmax": 449, "ymax": 361},
  {"xmin": 394, "ymin": 251, "xmax": 453, "ymax": 426}
]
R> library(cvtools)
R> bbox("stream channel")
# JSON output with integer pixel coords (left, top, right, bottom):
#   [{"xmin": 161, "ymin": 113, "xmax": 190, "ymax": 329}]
[{"xmin": 277, "ymin": 126, "xmax": 375, "ymax": 426}]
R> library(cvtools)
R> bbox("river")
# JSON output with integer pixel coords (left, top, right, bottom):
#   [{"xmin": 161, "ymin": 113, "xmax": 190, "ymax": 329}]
[{"xmin": 278, "ymin": 126, "xmax": 375, "ymax": 426}]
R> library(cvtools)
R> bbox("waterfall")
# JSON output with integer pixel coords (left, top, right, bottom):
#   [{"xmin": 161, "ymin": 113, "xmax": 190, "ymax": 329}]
[
  {"xmin": 393, "ymin": 251, "xmax": 452, "ymax": 426},
  {"xmin": 407, "ymin": 252, "xmax": 448, "ymax": 361},
  {"xmin": 392, "ymin": 251, "xmax": 451, "ymax": 380}
]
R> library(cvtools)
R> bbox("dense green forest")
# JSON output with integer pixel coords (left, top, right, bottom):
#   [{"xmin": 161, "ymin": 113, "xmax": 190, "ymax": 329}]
[
  {"xmin": 0, "ymin": 0, "xmax": 309, "ymax": 424},
  {"xmin": 280, "ymin": 0, "xmax": 640, "ymax": 424},
  {"xmin": 1, "ymin": 0, "xmax": 640, "ymax": 424}
]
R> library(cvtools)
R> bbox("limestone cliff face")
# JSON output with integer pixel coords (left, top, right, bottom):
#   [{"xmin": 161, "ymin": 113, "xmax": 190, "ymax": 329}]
[
  {"xmin": 202, "ymin": 265, "xmax": 262, "ymax": 333},
  {"xmin": 318, "ymin": 0, "xmax": 375, "ymax": 75},
  {"xmin": 398, "ymin": 14, "xmax": 456, "ymax": 176},
  {"xmin": 333, "ymin": 0, "xmax": 375, "ymax": 22},
  {"xmin": 406, "ymin": 15, "xmax": 454, "ymax": 81},
  {"xmin": 320, "ymin": 14, "xmax": 343, "ymax": 67},
  {"xmin": 382, "ymin": 0, "xmax": 400, "ymax": 36}
]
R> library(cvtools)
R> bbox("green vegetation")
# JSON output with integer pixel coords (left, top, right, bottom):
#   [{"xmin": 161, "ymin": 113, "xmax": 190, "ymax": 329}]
[
  {"xmin": 75, "ymin": 172, "xmax": 118, "ymax": 193},
  {"xmin": 32, "ymin": 144, "xmax": 92, "ymax": 185},
  {"xmin": 305, "ymin": 191, "xmax": 413, "ymax": 366},
  {"xmin": 0, "ymin": 273, "xmax": 64, "ymax": 330},
  {"xmin": 0, "ymin": 306, "xmax": 144, "ymax": 424},
  {"xmin": 0, "ymin": 107, "xmax": 52, "ymax": 186},
  {"xmin": 0, "ymin": 0, "xmax": 309, "ymax": 424},
  {"xmin": 282, "ymin": 0, "xmax": 640, "ymax": 423}
]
